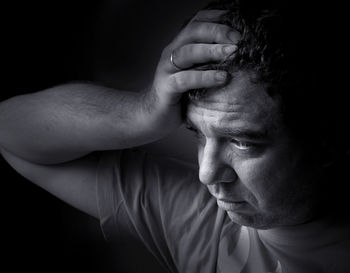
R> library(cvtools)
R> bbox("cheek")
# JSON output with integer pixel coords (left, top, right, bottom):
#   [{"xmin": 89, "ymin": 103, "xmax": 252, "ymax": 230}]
[
  {"xmin": 234, "ymin": 150, "xmax": 298, "ymax": 207},
  {"xmin": 234, "ymin": 158, "xmax": 271, "ymax": 203}
]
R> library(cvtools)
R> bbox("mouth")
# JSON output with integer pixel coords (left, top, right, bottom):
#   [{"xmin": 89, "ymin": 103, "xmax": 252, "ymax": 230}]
[{"xmin": 216, "ymin": 199, "xmax": 247, "ymax": 211}]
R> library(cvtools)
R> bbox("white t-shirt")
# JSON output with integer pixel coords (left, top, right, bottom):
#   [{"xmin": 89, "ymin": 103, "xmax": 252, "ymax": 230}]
[{"xmin": 96, "ymin": 149, "xmax": 350, "ymax": 273}]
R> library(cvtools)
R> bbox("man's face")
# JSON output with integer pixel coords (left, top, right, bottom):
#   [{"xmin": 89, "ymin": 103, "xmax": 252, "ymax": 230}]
[{"xmin": 186, "ymin": 70, "xmax": 319, "ymax": 229}]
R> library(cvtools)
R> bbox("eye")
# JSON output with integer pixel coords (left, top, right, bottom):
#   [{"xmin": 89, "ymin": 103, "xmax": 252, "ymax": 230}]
[{"xmin": 230, "ymin": 139, "xmax": 254, "ymax": 150}]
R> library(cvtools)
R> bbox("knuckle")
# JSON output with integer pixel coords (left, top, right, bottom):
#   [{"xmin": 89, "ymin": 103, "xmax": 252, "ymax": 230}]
[
  {"xmin": 214, "ymin": 25, "xmax": 225, "ymax": 40},
  {"xmin": 204, "ymin": 23, "xmax": 219, "ymax": 37},
  {"xmin": 211, "ymin": 45, "xmax": 222, "ymax": 58},
  {"xmin": 207, "ymin": 23, "xmax": 217, "ymax": 36},
  {"xmin": 173, "ymin": 74, "xmax": 187, "ymax": 90},
  {"xmin": 209, "ymin": 24, "xmax": 227, "ymax": 42},
  {"xmin": 204, "ymin": 70, "xmax": 217, "ymax": 85},
  {"xmin": 217, "ymin": 25, "xmax": 232, "ymax": 40},
  {"xmin": 194, "ymin": 22, "xmax": 220, "ymax": 40},
  {"xmin": 201, "ymin": 71, "xmax": 210, "ymax": 83},
  {"xmin": 208, "ymin": 45, "xmax": 216, "ymax": 56},
  {"xmin": 183, "ymin": 44, "xmax": 193, "ymax": 57}
]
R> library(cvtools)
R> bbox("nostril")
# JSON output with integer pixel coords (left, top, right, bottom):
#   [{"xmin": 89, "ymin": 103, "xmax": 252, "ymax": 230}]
[
  {"xmin": 199, "ymin": 165, "xmax": 237, "ymax": 185},
  {"xmin": 220, "ymin": 169, "xmax": 238, "ymax": 183}
]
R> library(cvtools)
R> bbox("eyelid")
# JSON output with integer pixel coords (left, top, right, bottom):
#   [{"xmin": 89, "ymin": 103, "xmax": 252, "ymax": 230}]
[{"xmin": 230, "ymin": 139, "xmax": 255, "ymax": 150}]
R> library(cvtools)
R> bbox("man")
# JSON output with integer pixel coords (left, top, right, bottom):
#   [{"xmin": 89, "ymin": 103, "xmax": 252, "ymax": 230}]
[{"xmin": 1, "ymin": 0, "xmax": 349, "ymax": 272}]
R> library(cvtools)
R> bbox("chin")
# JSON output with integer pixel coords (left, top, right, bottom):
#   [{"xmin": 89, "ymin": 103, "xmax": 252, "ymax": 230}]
[
  {"xmin": 226, "ymin": 211, "xmax": 286, "ymax": 230},
  {"xmin": 227, "ymin": 207, "xmax": 316, "ymax": 229}
]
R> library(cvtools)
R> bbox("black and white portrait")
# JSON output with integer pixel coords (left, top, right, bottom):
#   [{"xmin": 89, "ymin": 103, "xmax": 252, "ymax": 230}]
[{"xmin": 1, "ymin": 0, "xmax": 349, "ymax": 272}]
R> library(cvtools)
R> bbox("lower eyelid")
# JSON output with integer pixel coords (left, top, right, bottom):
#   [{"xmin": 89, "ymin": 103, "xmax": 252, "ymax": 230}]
[
  {"xmin": 230, "ymin": 139, "xmax": 250, "ymax": 147},
  {"xmin": 233, "ymin": 145, "xmax": 251, "ymax": 151},
  {"xmin": 235, "ymin": 144, "xmax": 250, "ymax": 149}
]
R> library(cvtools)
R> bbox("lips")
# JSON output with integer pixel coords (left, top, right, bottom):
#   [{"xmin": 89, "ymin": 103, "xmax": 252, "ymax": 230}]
[
  {"xmin": 218, "ymin": 198, "xmax": 245, "ymax": 203},
  {"xmin": 217, "ymin": 199, "xmax": 246, "ymax": 211},
  {"xmin": 211, "ymin": 193, "xmax": 244, "ymax": 203}
]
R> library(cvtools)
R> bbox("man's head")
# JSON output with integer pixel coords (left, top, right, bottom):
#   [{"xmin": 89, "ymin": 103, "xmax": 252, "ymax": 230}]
[
  {"xmin": 186, "ymin": 0, "xmax": 349, "ymax": 228},
  {"xmin": 187, "ymin": 69, "xmax": 322, "ymax": 229}
]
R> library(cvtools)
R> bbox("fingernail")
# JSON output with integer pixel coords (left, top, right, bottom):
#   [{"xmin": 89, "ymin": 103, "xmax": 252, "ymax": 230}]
[
  {"xmin": 215, "ymin": 71, "xmax": 227, "ymax": 82},
  {"xmin": 223, "ymin": 45, "xmax": 237, "ymax": 55},
  {"xmin": 227, "ymin": 31, "xmax": 239, "ymax": 43}
]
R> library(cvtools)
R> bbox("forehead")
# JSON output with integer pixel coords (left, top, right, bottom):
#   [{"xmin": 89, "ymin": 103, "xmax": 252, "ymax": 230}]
[{"xmin": 187, "ymin": 70, "xmax": 282, "ymax": 137}]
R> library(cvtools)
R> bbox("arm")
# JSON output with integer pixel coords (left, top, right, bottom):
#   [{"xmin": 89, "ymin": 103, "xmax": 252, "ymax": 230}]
[
  {"xmin": 0, "ymin": 10, "xmax": 239, "ymax": 218},
  {"xmin": 0, "ymin": 83, "xmax": 166, "ymax": 165},
  {"xmin": 0, "ymin": 84, "xmax": 155, "ymax": 219},
  {"xmin": 1, "ymin": 11, "xmax": 238, "ymax": 165}
]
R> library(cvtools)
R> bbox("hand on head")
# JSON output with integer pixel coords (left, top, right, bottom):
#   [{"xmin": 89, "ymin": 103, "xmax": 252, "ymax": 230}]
[
  {"xmin": 144, "ymin": 9, "xmax": 240, "ymax": 138},
  {"xmin": 153, "ymin": 9, "xmax": 240, "ymax": 105}
]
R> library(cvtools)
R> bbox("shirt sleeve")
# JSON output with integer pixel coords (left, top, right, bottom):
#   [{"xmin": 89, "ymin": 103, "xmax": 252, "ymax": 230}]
[{"xmin": 96, "ymin": 149, "xmax": 207, "ymax": 273}]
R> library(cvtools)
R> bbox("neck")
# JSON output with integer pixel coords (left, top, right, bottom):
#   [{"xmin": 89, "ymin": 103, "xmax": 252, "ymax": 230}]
[{"xmin": 257, "ymin": 215, "xmax": 349, "ymax": 247}]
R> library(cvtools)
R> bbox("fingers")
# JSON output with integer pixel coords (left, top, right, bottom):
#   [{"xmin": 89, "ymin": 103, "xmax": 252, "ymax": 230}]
[
  {"xmin": 173, "ymin": 22, "xmax": 239, "ymax": 48},
  {"xmin": 191, "ymin": 9, "xmax": 228, "ymax": 22},
  {"xmin": 171, "ymin": 9, "xmax": 241, "ymax": 47},
  {"xmin": 170, "ymin": 43, "xmax": 237, "ymax": 70},
  {"xmin": 153, "ymin": 9, "xmax": 239, "ymax": 105},
  {"xmin": 168, "ymin": 70, "xmax": 228, "ymax": 94},
  {"xmin": 165, "ymin": 9, "xmax": 241, "ymax": 71},
  {"xmin": 156, "ymin": 70, "xmax": 229, "ymax": 105}
]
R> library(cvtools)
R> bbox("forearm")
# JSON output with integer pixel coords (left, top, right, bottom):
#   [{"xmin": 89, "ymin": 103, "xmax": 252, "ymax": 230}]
[
  {"xmin": 0, "ymin": 12, "xmax": 236, "ymax": 165},
  {"xmin": 0, "ymin": 83, "xmax": 158, "ymax": 164}
]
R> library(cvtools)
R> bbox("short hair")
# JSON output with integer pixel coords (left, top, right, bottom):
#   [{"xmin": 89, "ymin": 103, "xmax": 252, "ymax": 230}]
[{"xmin": 187, "ymin": 0, "xmax": 349, "ymax": 165}]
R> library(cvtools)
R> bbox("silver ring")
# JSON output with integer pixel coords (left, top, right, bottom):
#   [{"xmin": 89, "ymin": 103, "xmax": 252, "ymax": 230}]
[{"xmin": 170, "ymin": 51, "xmax": 183, "ymax": 70}]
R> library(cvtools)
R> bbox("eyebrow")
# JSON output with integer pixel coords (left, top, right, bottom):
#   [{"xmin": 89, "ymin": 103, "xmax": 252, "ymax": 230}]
[
  {"xmin": 185, "ymin": 119, "xmax": 271, "ymax": 140},
  {"xmin": 216, "ymin": 127, "xmax": 270, "ymax": 140}
]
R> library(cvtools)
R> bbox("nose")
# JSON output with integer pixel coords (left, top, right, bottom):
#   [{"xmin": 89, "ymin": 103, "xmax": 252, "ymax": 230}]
[{"xmin": 198, "ymin": 139, "xmax": 237, "ymax": 185}]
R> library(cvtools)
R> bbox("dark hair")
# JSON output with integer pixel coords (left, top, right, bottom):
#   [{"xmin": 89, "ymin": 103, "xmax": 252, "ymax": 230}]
[{"xmin": 188, "ymin": 0, "xmax": 349, "ymax": 165}]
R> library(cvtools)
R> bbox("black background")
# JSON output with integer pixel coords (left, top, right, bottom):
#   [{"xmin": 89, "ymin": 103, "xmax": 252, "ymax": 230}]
[
  {"xmin": 2, "ymin": 0, "xmax": 349, "ymax": 272},
  {"xmin": 2, "ymin": 0, "xmax": 206, "ymax": 272}
]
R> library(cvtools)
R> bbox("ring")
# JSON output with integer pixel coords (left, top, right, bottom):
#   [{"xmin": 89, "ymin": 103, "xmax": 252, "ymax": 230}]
[{"xmin": 170, "ymin": 51, "xmax": 183, "ymax": 70}]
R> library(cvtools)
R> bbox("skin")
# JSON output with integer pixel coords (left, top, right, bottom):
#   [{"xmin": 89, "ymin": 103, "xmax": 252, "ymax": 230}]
[
  {"xmin": 0, "ymin": 10, "xmax": 240, "ymax": 218},
  {"xmin": 186, "ymin": 70, "xmax": 320, "ymax": 229}
]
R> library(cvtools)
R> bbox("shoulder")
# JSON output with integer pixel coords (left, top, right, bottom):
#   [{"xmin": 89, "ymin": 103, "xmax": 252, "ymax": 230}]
[
  {"xmin": 96, "ymin": 148, "xmax": 207, "ymax": 227},
  {"xmin": 97, "ymin": 148, "xmax": 199, "ymax": 190}
]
